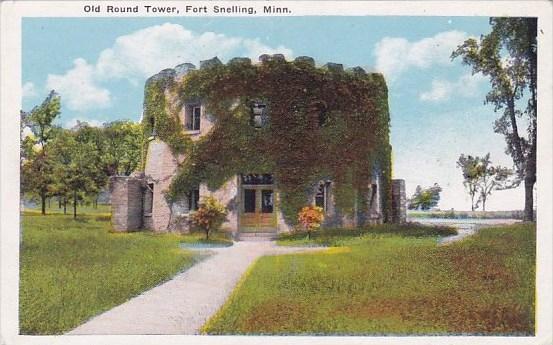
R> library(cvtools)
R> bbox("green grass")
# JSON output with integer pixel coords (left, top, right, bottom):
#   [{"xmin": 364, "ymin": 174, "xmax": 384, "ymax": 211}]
[
  {"xmin": 204, "ymin": 223, "xmax": 535, "ymax": 335},
  {"xmin": 180, "ymin": 231, "xmax": 234, "ymax": 247},
  {"xmin": 277, "ymin": 223, "xmax": 457, "ymax": 247},
  {"xmin": 19, "ymin": 211, "xmax": 197, "ymax": 334},
  {"xmin": 408, "ymin": 209, "xmax": 527, "ymax": 220}
]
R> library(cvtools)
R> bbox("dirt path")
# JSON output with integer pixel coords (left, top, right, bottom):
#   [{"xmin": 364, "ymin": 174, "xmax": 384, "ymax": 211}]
[{"xmin": 68, "ymin": 241, "xmax": 324, "ymax": 335}]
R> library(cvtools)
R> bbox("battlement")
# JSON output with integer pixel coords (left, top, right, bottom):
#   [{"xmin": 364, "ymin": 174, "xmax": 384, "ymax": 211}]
[{"xmin": 145, "ymin": 54, "xmax": 384, "ymax": 88}]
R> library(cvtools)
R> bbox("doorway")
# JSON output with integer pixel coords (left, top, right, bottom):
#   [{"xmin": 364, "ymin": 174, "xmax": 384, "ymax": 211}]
[{"xmin": 240, "ymin": 174, "xmax": 277, "ymax": 232}]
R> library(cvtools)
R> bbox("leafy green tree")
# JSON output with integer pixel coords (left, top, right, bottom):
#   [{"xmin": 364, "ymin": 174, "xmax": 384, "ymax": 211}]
[
  {"xmin": 408, "ymin": 183, "xmax": 442, "ymax": 211},
  {"xmin": 20, "ymin": 91, "xmax": 61, "ymax": 214},
  {"xmin": 452, "ymin": 18, "xmax": 537, "ymax": 221},
  {"xmin": 457, "ymin": 153, "xmax": 516, "ymax": 211},
  {"xmin": 456, "ymin": 154, "xmax": 482, "ymax": 211},
  {"xmin": 50, "ymin": 125, "xmax": 105, "ymax": 218},
  {"xmin": 101, "ymin": 120, "xmax": 142, "ymax": 176},
  {"xmin": 476, "ymin": 154, "xmax": 514, "ymax": 212}
]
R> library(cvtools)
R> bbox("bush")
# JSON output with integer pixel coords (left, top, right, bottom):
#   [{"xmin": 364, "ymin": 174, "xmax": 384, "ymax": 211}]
[
  {"xmin": 190, "ymin": 196, "xmax": 228, "ymax": 240},
  {"xmin": 297, "ymin": 206, "xmax": 324, "ymax": 239}
]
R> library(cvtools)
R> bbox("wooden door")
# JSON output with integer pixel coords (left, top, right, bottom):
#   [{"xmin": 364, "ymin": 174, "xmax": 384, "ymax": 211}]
[{"xmin": 240, "ymin": 187, "xmax": 276, "ymax": 232}]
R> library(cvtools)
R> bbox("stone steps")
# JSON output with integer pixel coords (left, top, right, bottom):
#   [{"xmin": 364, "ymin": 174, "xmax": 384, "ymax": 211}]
[{"xmin": 236, "ymin": 232, "xmax": 278, "ymax": 241}]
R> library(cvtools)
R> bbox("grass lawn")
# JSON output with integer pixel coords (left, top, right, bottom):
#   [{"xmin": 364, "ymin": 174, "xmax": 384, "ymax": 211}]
[
  {"xmin": 277, "ymin": 223, "xmax": 457, "ymax": 247},
  {"xmin": 19, "ymin": 211, "xmax": 197, "ymax": 334},
  {"xmin": 203, "ymin": 223, "xmax": 535, "ymax": 335},
  {"xmin": 180, "ymin": 231, "xmax": 234, "ymax": 247}
]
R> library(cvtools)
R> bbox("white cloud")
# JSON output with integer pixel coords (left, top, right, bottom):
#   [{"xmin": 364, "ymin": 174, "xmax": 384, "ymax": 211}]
[
  {"xmin": 46, "ymin": 23, "xmax": 293, "ymax": 112},
  {"xmin": 46, "ymin": 58, "xmax": 111, "ymax": 111},
  {"xmin": 95, "ymin": 23, "xmax": 293, "ymax": 80},
  {"xmin": 374, "ymin": 30, "xmax": 468, "ymax": 82},
  {"xmin": 64, "ymin": 117, "xmax": 103, "ymax": 129},
  {"xmin": 22, "ymin": 82, "xmax": 37, "ymax": 100},
  {"xmin": 420, "ymin": 73, "xmax": 487, "ymax": 102}
]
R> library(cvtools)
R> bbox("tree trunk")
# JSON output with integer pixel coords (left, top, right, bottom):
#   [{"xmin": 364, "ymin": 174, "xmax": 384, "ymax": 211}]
[
  {"xmin": 506, "ymin": 98, "xmax": 525, "ymax": 169},
  {"xmin": 205, "ymin": 227, "xmax": 210, "ymax": 240},
  {"xmin": 524, "ymin": 175, "xmax": 536, "ymax": 222},
  {"xmin": 58, "ymin": 197, "xmax": 62, "ymax": 209},
  {"xmin": 63, "ymin": 198, "xmax": 67, "ymax": 215},
  {"xmin": 481, "ymin": 197, "xmax": 486, "ymax": 212},
  {"xmin": 41, "ymin": 193, "xmax": 46, "ymax": 215},
  {"xmin": 48, "ymin": 198, "xmax": 51, "ymax": 209},
  {"xmin": 73, "ymin": 190, "xmax": 77, "ymax": 219}
]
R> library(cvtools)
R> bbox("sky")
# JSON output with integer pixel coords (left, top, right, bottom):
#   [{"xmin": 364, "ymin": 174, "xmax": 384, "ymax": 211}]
[{"xmin": 21, "ymin": 16, "xmax": 527, "ymax": 211}]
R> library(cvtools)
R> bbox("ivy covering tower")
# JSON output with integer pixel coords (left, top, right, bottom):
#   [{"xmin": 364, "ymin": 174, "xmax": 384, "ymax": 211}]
[{"xmin": 111, "ymin": 54, "xmax": 404, "ymax": 235}]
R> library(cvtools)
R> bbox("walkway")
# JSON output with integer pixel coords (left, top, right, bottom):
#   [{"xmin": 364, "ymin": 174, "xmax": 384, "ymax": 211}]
[{"xmin": 68, "ymin": 241, "xmax": 325, "ymax": 335}]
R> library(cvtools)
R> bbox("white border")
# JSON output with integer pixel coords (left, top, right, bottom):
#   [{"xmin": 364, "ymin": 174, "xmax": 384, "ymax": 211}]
[{"xmin": 1, "ymin": 1, "xmax": 552, "ymax": 345}]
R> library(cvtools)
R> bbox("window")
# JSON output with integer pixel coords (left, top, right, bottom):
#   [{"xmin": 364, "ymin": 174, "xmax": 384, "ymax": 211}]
[
  {"xmin": 241, "ymin": 174, "xmax": 274, "ymax": 185},
  {"xmin": 369, "ymin": 183, "xmax": 377, "ymax": 209},
  {"xmin": 250, "ymin": 101, "xmax": 268, "ymax": 128},
  {"xmin": 315, "ymin": 182, "xmax": 329, "ymax": 212},
  {"xmin": 261, "ymin": 190, "xmax": 274, "ymax": 213},
  {"xmin": 310, "ymin": 101, "xmax": 328, "ymax": 127},
  {"xmin": 185, "ymin": 104, "xmax": 201, "ymax": 131},
  {"xmin": 188, "ymin": 189, "xmax": 200, "ymax": 211},
  {"xmin": 244, "ymin": 189, "xmax": 256, "ymax": 213},
  {"xmin": 149, "ymin": 117, "xmax": 157, "ymax": 137},
  {"xmin": 144, "ymin": 183, "xmax": 154, "ymax": 215}
]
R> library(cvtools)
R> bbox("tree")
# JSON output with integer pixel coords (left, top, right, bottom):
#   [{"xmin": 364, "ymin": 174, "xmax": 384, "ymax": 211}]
[
  {"xmin": 474, "ymin": 154, "xmax": 515, "ymax": 211},
  {"xmin": 50, "ymin": 125, "xmax": 105, "ymax": 218},
  {"xmin": 457, "ymin": 153, "xmax": 516, "ymax": 211},
  {"xmin": 452, "ymin": 18, "xmax": 537, "ymax": 221},
  {"xmin": 101, "ymin": 120, "xmax": 142, "ymax": 176},
  {"xmin": 20, "ymin": 91, "xmax": 61, "ymax": 214},
  {"xmin": 190, "ymin": 196, "xmax": 228, "ymax": 240},
  {"xmin": 456, "ymin": 154, "xmax": 482, "ymax": 211},
  {"xmin": 408, "ymin": 183, "xmax": 442, "ymax": 211}
]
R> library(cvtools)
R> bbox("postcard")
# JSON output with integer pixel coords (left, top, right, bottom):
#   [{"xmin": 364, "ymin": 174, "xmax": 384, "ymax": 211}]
[{"xmin": 1, "ymin": 1, "xmax": 551, "ymax": 345}]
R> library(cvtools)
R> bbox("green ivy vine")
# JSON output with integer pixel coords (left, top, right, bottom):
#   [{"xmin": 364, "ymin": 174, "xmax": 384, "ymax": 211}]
[{"xmin": 143, "ymin": 57, "xmax": 392, "ymax": 225}]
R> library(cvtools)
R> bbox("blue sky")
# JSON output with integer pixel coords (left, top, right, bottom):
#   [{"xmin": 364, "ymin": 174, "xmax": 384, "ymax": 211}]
[{"xmin": 21, "ymin": 16, "xmax": 526, "ymax": 211}]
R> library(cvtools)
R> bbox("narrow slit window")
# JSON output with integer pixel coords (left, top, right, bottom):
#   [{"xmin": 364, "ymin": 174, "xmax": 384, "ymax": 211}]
[
  {"xmin": 369, "ymin": 183, "xmax": 377, "ymax": 209},
  {"xmin": 188, "ymin": 189, "xmax": 200, "ymax": 211},
  {"xmin": 186, "ymin": 104, "xmax": 201, "ymax": 131},
  {"xmin": 315, "ymin": 182, "xmax": 326, "ymax": 211}
]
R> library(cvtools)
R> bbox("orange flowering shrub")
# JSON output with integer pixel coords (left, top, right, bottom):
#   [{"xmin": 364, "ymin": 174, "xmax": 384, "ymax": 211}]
[
  {"xmin": 190, "ymin": 196, "xmax": 228, "ymax": 240},
  {"xmin": 297, "ymin": 205, "xmax": 324, "ymax": 239}
]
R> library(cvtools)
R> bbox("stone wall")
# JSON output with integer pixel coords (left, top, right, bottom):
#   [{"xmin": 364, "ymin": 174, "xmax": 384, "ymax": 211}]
[
  {"xmin": 391, "ymin": 179, "xmax": 407, "ymax": 224},
  {"xmin": 143, "ymin": 140, "xmax": 180, "ymax": 232},
  {"xmin": 110, "ymin": 176, "xmax": 144, "ymax": 232}
]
